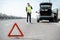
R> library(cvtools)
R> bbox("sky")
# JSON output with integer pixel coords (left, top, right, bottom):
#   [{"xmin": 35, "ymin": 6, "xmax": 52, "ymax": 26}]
[{"xmin": 0, "ymin": 0, "xmax": 60, "ymax": 18}]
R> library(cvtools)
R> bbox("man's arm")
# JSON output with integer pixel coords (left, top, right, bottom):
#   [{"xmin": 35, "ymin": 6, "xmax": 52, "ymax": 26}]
[
  {"xmin": 31, "ymin": 6, "xmax": 33, "ymax": 9},
  {"xmin": 26, "ymin": 7, "xmax": 27, "ymax": 11}
]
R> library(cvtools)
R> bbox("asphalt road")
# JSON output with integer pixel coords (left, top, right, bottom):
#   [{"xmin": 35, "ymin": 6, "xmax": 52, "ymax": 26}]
[{"xmin": 0, "ymin": 19, "xmax": 60, "ymax": 40}]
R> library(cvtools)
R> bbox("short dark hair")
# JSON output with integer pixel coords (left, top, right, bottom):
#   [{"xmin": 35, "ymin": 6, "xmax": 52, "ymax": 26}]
[{"xmin": 27, "ymin": 3, "xmax": 29, "ymax": 4}]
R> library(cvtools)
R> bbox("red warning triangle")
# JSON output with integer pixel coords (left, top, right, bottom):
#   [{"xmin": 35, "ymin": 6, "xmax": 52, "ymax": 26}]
[{"xmin": 8, "ymin": 23, "xmax": 24, "ymax": 37}]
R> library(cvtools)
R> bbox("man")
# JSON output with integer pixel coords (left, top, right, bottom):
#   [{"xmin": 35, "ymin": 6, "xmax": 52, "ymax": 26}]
[{"xmin": 26, "ymin": 3, "xmax": 33, "ymax": 23}]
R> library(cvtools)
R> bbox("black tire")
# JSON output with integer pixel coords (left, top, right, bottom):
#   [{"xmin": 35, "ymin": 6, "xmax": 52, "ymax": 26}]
[
  {"xmin": 37, "ymin": 19, "xmax": 39, "ymax": 23},
  {"xmin": 54, "ymin": 13, "xmax": 58, "ymax": 22},
  {"xmin": 49, "ymin": 19, "xmax": 54, "ymax": 22},
  {"xmin": 49, "ymin": 20, "xmax": 51, "ymax": 22}
]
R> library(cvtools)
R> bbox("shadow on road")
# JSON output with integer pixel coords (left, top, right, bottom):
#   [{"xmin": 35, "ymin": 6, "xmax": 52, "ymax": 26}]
[{"xmin": 10, "ymin": 37, "xmax": 41, "ymax": 40}]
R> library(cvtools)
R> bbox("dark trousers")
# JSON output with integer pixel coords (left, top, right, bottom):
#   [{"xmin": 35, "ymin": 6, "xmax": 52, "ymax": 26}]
[{"xmin": 27, "ymin": 13, "xmax": 31, "ymax": 23}]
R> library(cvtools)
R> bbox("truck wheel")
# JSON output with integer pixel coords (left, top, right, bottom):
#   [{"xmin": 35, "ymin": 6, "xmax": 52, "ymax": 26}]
[
  {"xmin": 49, "ymin": 19, "xmax": 53, "ymax": 22},
  {"xmin": 49, "ymin": 20, "xmax": 51, "ymax": 22},
  {"xmin": 53, "ymin": 13, "xmax": 58, "ymax": 22},
  {"xmin": 37, "ymin": 19, "xmax": 39, "ymax": 23}
]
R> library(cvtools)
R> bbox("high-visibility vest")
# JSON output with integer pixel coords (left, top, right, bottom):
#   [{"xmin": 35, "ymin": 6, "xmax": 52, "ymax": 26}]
[{"xmin": 26, "ymin": 6, "xmax": 32, "ymax": 13}]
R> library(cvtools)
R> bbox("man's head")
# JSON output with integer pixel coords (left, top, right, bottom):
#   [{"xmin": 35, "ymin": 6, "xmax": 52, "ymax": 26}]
[{"xmin": 27, "ymin": 3, "xmax": 30, "ymax": 6}]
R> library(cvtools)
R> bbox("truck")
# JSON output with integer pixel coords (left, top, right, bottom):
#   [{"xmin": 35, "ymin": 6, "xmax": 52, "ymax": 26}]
[{"xmin": 37, "ymin": 2, "xmax": 58, "ymax": 23}]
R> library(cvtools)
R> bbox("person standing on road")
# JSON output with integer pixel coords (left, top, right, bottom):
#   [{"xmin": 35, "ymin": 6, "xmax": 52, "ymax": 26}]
[{"xmin": 26, "ymin": 3, "xmax": 33, "ymax": 23}]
